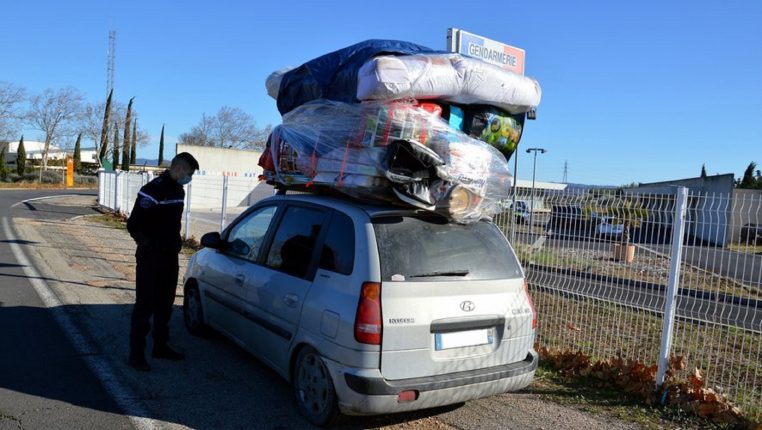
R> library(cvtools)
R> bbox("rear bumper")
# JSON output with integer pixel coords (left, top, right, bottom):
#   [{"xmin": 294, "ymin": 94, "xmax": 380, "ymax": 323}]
[
  {"xmin": 324, "ymin": 350, "xmax": 538, "ymax": 415},
  {"xmin": 346, "ymin": 350, "xmax": 537, "ymax": 395}
]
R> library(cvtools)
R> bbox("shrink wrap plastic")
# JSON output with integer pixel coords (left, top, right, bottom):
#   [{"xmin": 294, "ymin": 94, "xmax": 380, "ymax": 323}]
[
  {"xmin": 357, "ymin": 54, "xmax": 541, "ymax": 114},
  {"xmin": 260, "ymin": 100, "xmax": 513, "ymax": 223}
]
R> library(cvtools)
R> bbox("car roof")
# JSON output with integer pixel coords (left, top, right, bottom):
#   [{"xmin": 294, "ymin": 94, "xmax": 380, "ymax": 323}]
[{"xmin": 257, "ymin": 192, "xmax": 442, "ymax": 220}]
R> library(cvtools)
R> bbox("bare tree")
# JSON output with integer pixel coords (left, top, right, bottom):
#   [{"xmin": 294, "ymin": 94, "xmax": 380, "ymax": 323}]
[
  {"xmin": 26, "ymin": 87, "xmax": 84, "ymax": 169},
  {"xmin": 0, "ymin": 82, "xmax": 26, "ymax": 140},
  {"xmin": 178, "ymin": 106, "xmax": 268, "ymax": 150}
]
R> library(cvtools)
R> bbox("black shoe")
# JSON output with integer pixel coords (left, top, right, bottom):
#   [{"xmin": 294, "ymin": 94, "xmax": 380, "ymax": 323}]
[
  {"xmin": 128, "ymin": 353, "xmax": 151, "ymax": 372},
  {"xmin": 152, "ymin": 345, "xmax": 186, "ymax": 361}
]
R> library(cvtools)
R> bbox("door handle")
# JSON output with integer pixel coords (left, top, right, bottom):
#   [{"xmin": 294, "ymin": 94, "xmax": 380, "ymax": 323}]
[
  {"xmin": 283, "ymin": 294, "xmax": 299, "ymax": 308},
  {"xmin": 234, "ymin": 274, "xmax": 245, "ymax": 285}
]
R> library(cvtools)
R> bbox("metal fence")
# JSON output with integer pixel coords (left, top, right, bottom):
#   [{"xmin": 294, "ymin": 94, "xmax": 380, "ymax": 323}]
[
  {"xmin": 97, "ymin": 171, "xmax": 271, "ymax": 240},
  {"xmin": 495, "ymin": 187, "xmax": 761, "ymax": 420},
  {"xmin": 98, "ymin": 174, "xmax": 762, "ymax": 419}
]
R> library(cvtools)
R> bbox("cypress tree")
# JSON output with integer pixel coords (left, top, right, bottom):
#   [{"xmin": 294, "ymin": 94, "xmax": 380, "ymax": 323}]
[
  {"xmin": 130, "ymin": 119, "xmax": 137, "ymax": 165},
  {"xmin": 98, "ymin": 89, "xmax": 113, "ymax": 163},
  {"xmin": 0, "ymin": 147, "xmax": 7, "ymax": 177},
  {"xmin": 112, "ymin": 121, "xmax": 120, "ymax": 168},
  {"xmin": 158, "ymin": 124, "xmax": 165, "ymax": 167},
  {"xmin": 701, "ymin": 164, "xmax": 707, "ymax": 178},
  {"xmin": 121, "ymin": 97, "xmax": 134, "ymax": 171},
  {"xmin": 73, "ymin": 132, "xmax": 82, "ymax": 174},
  {"xmin": 16, "ymin": 135, "xmax": 26, "ymax": 175}
]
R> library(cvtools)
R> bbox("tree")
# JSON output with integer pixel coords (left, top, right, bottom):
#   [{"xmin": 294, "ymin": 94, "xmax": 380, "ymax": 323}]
[
  {"xmin": 112, "ymin": 121, "xmax": 120, "ymax": 168},
  {"xmin": 16, "ymin": 135, "xmax": 25, "ymax": 175},
  {"xmin": 739, "ymin": 162, "xmax": 758, "ymax": 189},
  {"xmin": 158, "ymin": 124, "xmax": 165, "ymax": 166},
  {"xmin": 97, "ymin": 89, "xmax": 113, "ymax": 164},
  {"xmin": 73, "ymin": 132, "xmax": 82, "ymax": 174},
  {"xmin": 0, "ymin": 82, "xmax": 26, "ymax": 141},
  {"xmin": 178, "ymin": 106, "xmax": 269, "ymax": 150},
  {"xmin": 0, "ymin": 147, "xmax": 7, "ymax": 177},
  {"xmin": 26, "ymin": 87, "xmax": 84, "ymax": 169},
  {"xmin": 130, "ymin": 119, "xmax": 137, "ymax": 165},
  {"xmin": 701, "ymin": 164, "xmax": 707, "ymax": 178},
  {"xmin": 121, "ymin": 97, "xmax": 134, "ymax": 171}
]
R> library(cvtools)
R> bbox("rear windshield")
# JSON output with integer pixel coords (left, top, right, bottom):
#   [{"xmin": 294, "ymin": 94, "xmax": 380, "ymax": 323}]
[{"xmin": 373, "ymin": 216, "xmax": 523, "ymax": 281}]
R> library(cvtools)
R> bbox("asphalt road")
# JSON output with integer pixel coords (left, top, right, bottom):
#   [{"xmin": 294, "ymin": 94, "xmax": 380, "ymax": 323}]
[{"xmin": 0, "ymin": 189, "xmax": 133, "ymax": 430}]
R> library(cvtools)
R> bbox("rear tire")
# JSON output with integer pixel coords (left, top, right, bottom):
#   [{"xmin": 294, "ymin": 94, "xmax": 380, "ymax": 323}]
[
  {"xmin": 293, "ymin": 346, "xmax": 339, "ymax": 427},
  {"xmin": 183, "ymin": 283, "xmax": 210, "ymax": 337}
]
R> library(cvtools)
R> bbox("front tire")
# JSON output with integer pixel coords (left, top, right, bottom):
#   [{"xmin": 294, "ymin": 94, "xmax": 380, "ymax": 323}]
[
  {"xmin": 293, "ymin": 346, "xmax": 339, "ymax": 427},
  {"xmin": 183, "ymin": 283, "xmax": 210, "ymax": 337}
]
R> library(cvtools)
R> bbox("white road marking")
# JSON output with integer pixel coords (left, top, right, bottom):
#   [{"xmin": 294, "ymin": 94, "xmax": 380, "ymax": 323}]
[
  {"xmin": 1, "ymin": 215, "xmax": 159, "ymax": 430},
  {"xmin": 9, "ymin": 194, "xmax": 84, "ymax": 208}
]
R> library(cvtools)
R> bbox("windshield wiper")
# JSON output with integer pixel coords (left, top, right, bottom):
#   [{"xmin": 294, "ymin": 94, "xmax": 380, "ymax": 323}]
[{"xmin": 409, "ymin": 269, "xmax": 470, "ymax": 278}]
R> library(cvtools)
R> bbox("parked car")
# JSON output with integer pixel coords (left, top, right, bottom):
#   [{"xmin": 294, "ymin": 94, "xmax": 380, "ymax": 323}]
[
  {"xmin": 183, "ymin": 193, "xmax": 538, "ymax": 426},
  {"xmin": 740, "ymin": 223, "xmax": 762, "ymax": 245},
  {"xmin": 506, "ymin": 199, "xmax": 551, "ymax": 226},
  {"xmin": 596, "ymin": 216, "xmax": 625, "ymax": 238}
]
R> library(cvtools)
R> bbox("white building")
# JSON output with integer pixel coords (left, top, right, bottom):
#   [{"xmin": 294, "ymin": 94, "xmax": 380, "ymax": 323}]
[{"xmin": 0, "ymin": 140, "xmax": 98, "ymax": 165}]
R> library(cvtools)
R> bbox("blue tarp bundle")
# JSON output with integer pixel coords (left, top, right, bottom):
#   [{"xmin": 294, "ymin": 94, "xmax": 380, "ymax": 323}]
[{"xmin": 276, "ymin": 39, "xmax": 440, "ymax": 115}]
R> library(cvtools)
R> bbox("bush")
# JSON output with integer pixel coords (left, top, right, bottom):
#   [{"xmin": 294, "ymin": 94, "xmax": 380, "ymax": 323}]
[
  {"xmin": 74, "ymin": 175, "xmax": 97, "ymax": 185},
  {"xmin": 3, "ymin": 173, "xmax": 21, "ymax": 183}
]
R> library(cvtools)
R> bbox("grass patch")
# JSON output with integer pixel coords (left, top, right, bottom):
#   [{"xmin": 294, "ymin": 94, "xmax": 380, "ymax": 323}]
[
  {"xmin": 530, "ymin": 362, "xmax": 742, "ymax": 429},
  {"xmin": 727, "ymin": 243, "xmax": 762, "ymax": 254},
  {"xmin": 533, "ymin": 290, "xmax": 762, "ymax": 425}
]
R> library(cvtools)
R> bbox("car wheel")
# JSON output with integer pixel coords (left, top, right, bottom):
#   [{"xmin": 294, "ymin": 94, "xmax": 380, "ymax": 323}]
[
  {"xmin": 183, "ymin": 283, "xmax": 210, "ymax": 337},
  {"xmin": 293, "ymin": 346, "xmax": 339, "ymax": 427}
]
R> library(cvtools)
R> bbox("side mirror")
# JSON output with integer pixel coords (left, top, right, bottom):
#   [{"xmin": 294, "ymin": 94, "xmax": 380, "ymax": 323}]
[{"xmin": 200, "ymin": 232, "xmax": 224, "ymax": 250}]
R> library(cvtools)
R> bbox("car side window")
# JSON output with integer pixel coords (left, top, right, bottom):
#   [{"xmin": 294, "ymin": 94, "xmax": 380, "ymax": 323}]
[
  {"xmin": 319, "ymin": 212, "xmax": 355, "ymax": 275},
  {"xmin": 265, "ymin": 206, "xmax": 326, "ymax": 279},
  {"xmin": 225, "ymin": 205, "xmax": 279, "ymax": 261}
]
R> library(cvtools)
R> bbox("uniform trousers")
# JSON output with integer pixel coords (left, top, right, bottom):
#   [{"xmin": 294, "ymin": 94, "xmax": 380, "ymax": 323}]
[{"xmin": 129, "ymin": 245, "xmax": 179, "ymax": 353}]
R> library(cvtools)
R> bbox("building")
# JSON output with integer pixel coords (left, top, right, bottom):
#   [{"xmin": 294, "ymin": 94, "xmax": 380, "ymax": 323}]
[
  {"xmin": 625, "ymin": 174, "xmax": 762, "ymax": 246},
  {"xmin": 0, "ymin": 140, "xmax": 98, "ymax": 165}
]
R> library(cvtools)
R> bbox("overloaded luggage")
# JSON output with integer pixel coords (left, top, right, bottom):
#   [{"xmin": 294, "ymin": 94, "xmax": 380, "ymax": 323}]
[{"xmin": 260, "ymin": 39, "xmax": 542, "ymax": 223}]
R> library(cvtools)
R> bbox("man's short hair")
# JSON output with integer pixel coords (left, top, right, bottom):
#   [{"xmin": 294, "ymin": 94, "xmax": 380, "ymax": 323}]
[{"xmin": 171, "ymin": 152, "xmax": 199, "ymax": 171}]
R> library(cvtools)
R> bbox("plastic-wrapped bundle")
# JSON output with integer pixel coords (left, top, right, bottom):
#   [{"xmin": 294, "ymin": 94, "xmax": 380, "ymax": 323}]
[
  {"xmin": 357, "ymin": 54, "xmax": 542, "ymax": 114},
  {"xmin": 259, "ymin": 100, "xmax": 513, "ymax": 223}
]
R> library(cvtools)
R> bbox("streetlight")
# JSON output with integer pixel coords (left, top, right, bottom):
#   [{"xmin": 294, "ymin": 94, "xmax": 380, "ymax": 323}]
[{"xmin": 525, "ymin": 147, "xmax": 546, "ymax": 232}]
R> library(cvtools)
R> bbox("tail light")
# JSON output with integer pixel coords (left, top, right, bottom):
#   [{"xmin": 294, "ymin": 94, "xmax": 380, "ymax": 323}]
[
  {"xmin": 355, "ymin": 282, "xmax": 382, "ymax": 345},
  {"xmin": 524, "ymin": 279, "xmax": 537, "ymax": 329}
]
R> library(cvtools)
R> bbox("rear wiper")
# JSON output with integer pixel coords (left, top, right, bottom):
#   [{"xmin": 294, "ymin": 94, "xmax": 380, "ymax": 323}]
[{"xmin": 409, "ymin": 270, "xmax": 470, "ymax": 278}]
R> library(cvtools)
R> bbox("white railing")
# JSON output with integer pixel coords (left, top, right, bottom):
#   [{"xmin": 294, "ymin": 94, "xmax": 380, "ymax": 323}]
[{"xmin": 98, "ymin": 175, "xmax": 762, "ymax": 420}]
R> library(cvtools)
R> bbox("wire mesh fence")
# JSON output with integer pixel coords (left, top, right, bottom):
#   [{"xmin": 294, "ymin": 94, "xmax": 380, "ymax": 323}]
[
  {"xmin": 97, "ymin": 173, "xmax": 761, "ymax": 419},
  {"xmin": 495, "ymin": 187, "xmax": 761, "ymax": 420}
]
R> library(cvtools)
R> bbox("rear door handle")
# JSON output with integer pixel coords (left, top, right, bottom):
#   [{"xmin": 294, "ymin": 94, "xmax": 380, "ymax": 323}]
[{"xmin": 283, "ymin": 294, "xmax": 299, "ymax": 308}]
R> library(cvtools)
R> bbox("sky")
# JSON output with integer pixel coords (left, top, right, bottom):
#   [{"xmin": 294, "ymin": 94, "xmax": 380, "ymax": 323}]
[{"xmin": 2, "ymin": 0, "xmax": 760, "ymax": 186}]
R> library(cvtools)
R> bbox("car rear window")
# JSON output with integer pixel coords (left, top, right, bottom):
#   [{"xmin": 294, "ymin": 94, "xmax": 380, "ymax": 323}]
[{"xmin": 373, "ymin": 216, "xmax": 523, "ymax": 281}]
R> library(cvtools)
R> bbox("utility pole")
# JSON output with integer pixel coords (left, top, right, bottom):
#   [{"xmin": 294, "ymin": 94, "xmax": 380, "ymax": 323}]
[{"xmin": 526, "ymin": 147, "xmax": 547, "ymax": 231}]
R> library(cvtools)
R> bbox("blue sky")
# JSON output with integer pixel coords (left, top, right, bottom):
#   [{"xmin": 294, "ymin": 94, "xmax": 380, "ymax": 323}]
[{"xmin": 2, "ymin": 0, "xmax": 760, "ymax": 185}]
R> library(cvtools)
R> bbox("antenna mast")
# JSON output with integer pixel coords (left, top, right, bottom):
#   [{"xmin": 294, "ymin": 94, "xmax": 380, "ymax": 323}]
[{"xmin": 107, "ymin": 30, "xmax": 116, "ymax": 95}]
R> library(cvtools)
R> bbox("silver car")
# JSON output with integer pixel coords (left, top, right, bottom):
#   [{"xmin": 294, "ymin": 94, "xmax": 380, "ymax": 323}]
[{"xmin": 183, "ymin": 193, "xmax": 538, "ymax": 426}]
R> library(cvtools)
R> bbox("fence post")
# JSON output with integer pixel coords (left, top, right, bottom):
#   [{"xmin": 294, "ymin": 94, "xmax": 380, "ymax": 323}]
[
  {"xmin": 220, "ymin": 176, "xmax": 229, "ymax": 232},
  {"xmin": 114, "ymin": 171, "xmax": 121, "ymax": 212},
  {"xmin": 184, "ymin": 182, "xmax": 193, "ymax": 241},
  {"xmin": 656, "ymin": 186, "xmax": 689, "ymax": 388}
]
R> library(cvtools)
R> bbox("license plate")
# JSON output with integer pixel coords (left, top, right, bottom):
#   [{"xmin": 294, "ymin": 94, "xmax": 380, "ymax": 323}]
[{"xmin": 435, "ymin": 328, "xmax": 493, "ymax": 351}]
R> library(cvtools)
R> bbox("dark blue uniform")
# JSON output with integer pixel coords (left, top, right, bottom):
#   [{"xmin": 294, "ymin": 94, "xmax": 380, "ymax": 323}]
[{"xmin": 127, "ymin": 170, "xmax": 185, "ymax": 356}]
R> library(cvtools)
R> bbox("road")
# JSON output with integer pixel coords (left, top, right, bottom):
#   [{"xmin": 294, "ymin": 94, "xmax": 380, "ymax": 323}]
[{"xmin": 0, "ymin": 189, "xmax": 133, "ymax": 429}]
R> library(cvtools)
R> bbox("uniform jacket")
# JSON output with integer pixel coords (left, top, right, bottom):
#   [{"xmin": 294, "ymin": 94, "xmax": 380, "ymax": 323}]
[{"xmin": 127, "ymin": 170, "xmax": 185, "ymax": 254}]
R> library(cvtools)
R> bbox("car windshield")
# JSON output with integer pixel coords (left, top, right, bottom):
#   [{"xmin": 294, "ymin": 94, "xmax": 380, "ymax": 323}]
[{"xmin": 373, "ymin": 215, "xmax": 523, "ymax": 282}]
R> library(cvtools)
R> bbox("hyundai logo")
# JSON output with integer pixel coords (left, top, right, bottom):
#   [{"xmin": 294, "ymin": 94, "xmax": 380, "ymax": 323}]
[{"xmin": 460, "ymin": 301, "xmax": 475, "ymax": 312}]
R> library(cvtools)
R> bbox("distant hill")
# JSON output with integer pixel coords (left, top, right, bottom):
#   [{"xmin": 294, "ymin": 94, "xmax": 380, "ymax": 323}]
[
  {"xmin": 135, "ymin": 158, "xmax": 161, "ymax": 167},
  {"xmin": 564, "ymin": 183, "xmax": 619, "ymax": 190}
]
